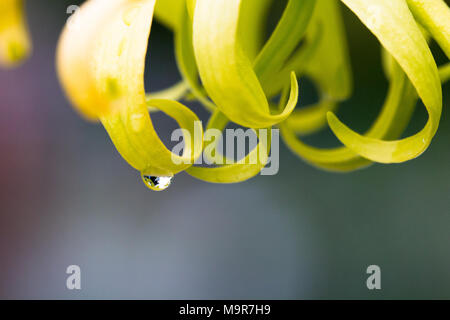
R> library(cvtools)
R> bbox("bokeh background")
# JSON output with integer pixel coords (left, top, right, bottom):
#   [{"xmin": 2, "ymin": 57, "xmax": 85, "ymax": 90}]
[{"xmin": 1, "ymin": 0, "xmax": 450, "ymax": 299}]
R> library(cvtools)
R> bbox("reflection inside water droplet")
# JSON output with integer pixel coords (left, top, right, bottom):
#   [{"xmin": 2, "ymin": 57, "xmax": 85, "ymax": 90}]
[{"xmin": 141, "ymin": 174, "xmax": 173, "ymax": 191}]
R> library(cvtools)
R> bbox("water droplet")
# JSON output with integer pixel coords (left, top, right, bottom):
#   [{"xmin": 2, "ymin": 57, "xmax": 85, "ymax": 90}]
[{"xmin": 141, "ymin": 174, "xmax": 173, "ymax": 191}]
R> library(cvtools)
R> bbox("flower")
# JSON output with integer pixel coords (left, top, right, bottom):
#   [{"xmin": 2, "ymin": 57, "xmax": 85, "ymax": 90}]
[
  {"xmin": 0, "ymin": 0, "xmax": 31, "ymax": 67},
  {"xmin": 54, "ymin": 0, "xmax": 449, "ymax": 189}
]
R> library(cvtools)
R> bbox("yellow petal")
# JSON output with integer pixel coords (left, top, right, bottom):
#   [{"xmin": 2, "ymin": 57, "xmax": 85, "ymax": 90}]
[
  {"xmin": 145, "ymin": 81, "xmax": 189, "ymax": 102},
  {"xmin": 193, "ymin": 0, "xmax": 299, "ymax": 128},
  {"xmin": 0, "ymin": 0, "xmax": 31, "ymax": 67},
  {"xmin": 440, "ymin": 62, "xmax": 450, "ymax": 83},
  {"xmin": 305, "ymin": 0, "xmax": 353, "ymax": 101},
  {"xmin": 186, "ymin": 110, "xmax": 270, "ymax": 183},
  {"xmin": 253, "ymin": 0, "xmax": 316, "ymax": 90},
  {"xmin": 57, "ymin": 0, "xmax": 202, "ymax": 177},
  {"xmin": 154, "ymin": 0, "xmax": 185, "ymax": 30},
  {"xmin": 328, "ymin": 0, "xmax": 442, "ymax": 163},
  {"xmin": 281, "ymin": 50, "xmax": 418, "ymax": 172},
  {"xmin": 175, "ymin": 4, "xmax": 216, "ymax": 111},
  {"xmin": 238, "ymin": 0, "xmax": 273, "ymax": 62},
  {"xmin": 406, "ymin": 0, "xmax": 450, "ymax": 59},
  {"xmin": 265, "ymin": 0, "xmax": 352, "ymax": 135}
]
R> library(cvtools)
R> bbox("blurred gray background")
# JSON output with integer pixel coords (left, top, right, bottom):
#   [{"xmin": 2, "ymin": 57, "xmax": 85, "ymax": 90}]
[{"xmin": 0, "ymin": 0, "xmax": 449, "ymax": 299}]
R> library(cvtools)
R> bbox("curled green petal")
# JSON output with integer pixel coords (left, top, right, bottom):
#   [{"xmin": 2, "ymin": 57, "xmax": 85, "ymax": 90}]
[
  {"xmin": 328, "ymin": 0, "xmax": 442, "ymax": 163},
  {"xmin": 186, "ymin": 110, "xmax": 270, "ymax": 183},
  {"xmin": 102, "ymin": 98, "xmax": 203, "ymax": 176},
  {"xmin": 193, "ymin": 0, "xmax": 299, "ymax": 128},
  {"xmin": 57, "ymin": 0, "xmax": 202, "ymax": 177},
  {"xmin": 281, "ymin": 51, "xmax": 418, "ymax": 172}
]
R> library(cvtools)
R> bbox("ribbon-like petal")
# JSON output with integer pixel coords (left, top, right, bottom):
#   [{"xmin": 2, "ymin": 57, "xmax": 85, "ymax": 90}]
[
  {"xmin": 193, "ymin": 0, "xmax": 301, "ymax": 129},
  {"xmin": 327, "ymin": 0, "xmax": 442, "ymax": 163},
  {"xmin": 57, "ymin": 0, "xmax": 203, "ymax": 177},
  {"xmin": 406, "ymin": 0, "xmax": 450, "ymax": 59},
  {"xmin": 0, "ymin": 0, "xmax": 31, "ymax": 67},
  {"xmin": 281, "ymin": 50, "xmax": 418, "ymax": 172}
]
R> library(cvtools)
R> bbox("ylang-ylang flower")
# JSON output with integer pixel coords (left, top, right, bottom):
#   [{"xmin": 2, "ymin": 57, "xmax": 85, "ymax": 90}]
[{"xmin": 5, "ymin": 0, "xmax": 450, "ymax": 190}]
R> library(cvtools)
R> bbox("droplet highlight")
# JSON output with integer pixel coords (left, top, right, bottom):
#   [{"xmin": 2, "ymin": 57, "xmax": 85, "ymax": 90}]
[{"xmin": 141, "ymin": 174, "xmax": 173, "ymax": 191}]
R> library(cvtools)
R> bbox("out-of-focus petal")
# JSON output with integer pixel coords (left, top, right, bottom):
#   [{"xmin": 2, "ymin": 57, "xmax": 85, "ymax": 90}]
[
  {"xmin": 0, "ymin": 0, "xmax": 31, "ymax": 67},
  {"xmin": 305, "ymin": 0, "xmax": 353, "ymax": 101},
  {"xmin": 406, "ymin": 0, "xmax": 450, "ymax": 59},
  {"xmin": 154, "ymin": 0, "xmax": 185, "ymax": 30},
  {"xmin": 267, "ymin": 0, "xmax": 353, "ymax": 135}
]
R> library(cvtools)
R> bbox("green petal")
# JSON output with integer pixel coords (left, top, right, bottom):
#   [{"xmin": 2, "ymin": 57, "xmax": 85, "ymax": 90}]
[
  {"xmin": 193, "ymin": 0, "xmax": 299, "ymax": 128},
  {"xmin": 145, "ymin": 81, "xmax": 189, "ymax": 102},
  {"xmin": 102, "ymin": 98, "xmax": 203, "ymax": 176},
  {"xmin": 186, "ymin": 0, "xmax": 196, "ymax": 20},
  {"xmin": 328, "ymin": 0, "xmax": 442, "ymax": 163},
  {"xmin": 175, "ymin": 4, "xmax": 216, "ymax": 111},
  {"xmin": 57, "ymin": 0, "xmax": 202, "ymax": 176},
  {"xmin": 186, "ymin": 110, "xmax": 270, "ymax": 183},
  {"xmin": 406, "ymin": 0, "xmax": 450, "ymax": 59},
  {"xmin": 253, "ymin": 0, "xmax": 316, "ymax": 90},
  {"xmin": 263, "ymin": 21, "xmax": 323, "ymax": 97},
  {"xmin": 281, "ymin": 51, "xmax": 418, "ymax": 172},
  {"xmin": 304, "ymin": 0, "xmax": 353, "ymax": 101},
  {"xmin": 266, "ymin": 0, "xmax": 352, "ymax": 135},
  {"xmin": 284, "ymin": 99, "xmax": 337, "ymax": 136},
  {"xmin": 154, "ymin": 0, "xmax": 185, "ymax": 30},
  {"xmin": 440, "ymin": 62, "xmax": 450, "ymax": 83},
  {"xmin": 238, "ymin": 0, "xmax": 273, "ymax": 62}
]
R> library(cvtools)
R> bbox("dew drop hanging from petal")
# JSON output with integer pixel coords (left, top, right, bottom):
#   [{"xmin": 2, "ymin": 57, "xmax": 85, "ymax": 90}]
[{"xmin": 141, "ymin": 174, "xmax": 173, "ymax": 191}]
